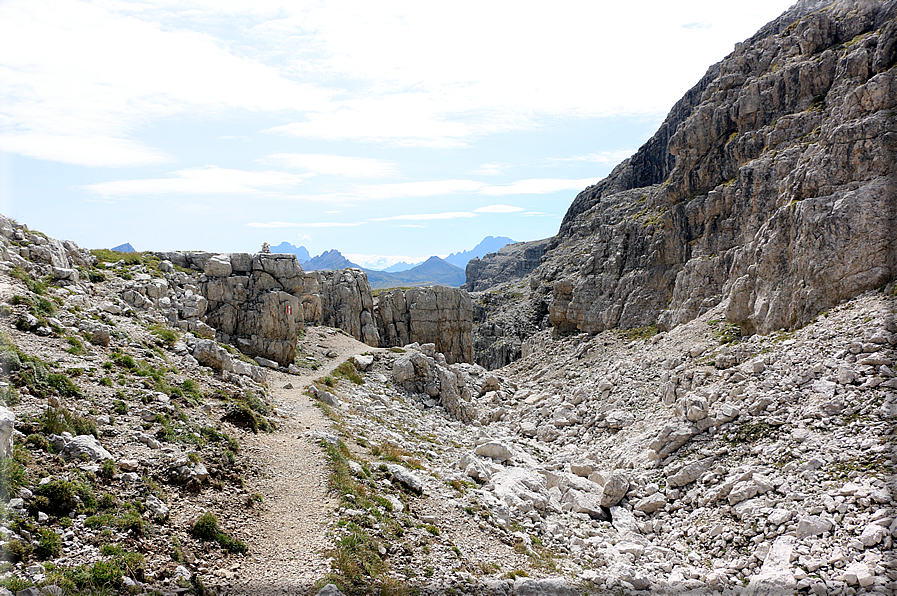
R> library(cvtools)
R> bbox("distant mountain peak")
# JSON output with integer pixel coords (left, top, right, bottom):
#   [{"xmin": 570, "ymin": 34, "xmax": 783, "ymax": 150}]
[
  {"xmin": 270, "ymin": 241, "xmax": 311, "ymax": 262},
  {"xmin": 303, "ymin": 249, "xmax": 361, "ymax": 271},
  {"xmin": 111, "ymin": 243, "xmax": 136, "ymax": 253},
  {"xmin": 444, "ymin": 236, "xmax": 515, "ymax": 269}
]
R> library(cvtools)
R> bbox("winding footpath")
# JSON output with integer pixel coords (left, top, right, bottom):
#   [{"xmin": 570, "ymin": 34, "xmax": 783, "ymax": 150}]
[{"xmin": 224, "ymin": 330, "xmax": 383, "ymax": 595}]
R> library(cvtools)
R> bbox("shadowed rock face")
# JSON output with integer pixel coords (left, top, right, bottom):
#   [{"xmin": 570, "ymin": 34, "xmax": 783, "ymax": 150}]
[
  {"xmin": 470, "ymin": 0, "xmax": 897, "ymax": 357},
  {"xmin": 463, "ymin": 239, "xmax": 549, "ymax": 292},
  {"xmin": 375, "ymin": 286, "xmax": 473, "ymax": 364}
]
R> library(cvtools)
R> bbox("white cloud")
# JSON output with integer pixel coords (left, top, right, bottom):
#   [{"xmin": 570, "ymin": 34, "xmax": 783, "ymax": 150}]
[
  {"xmin": 400, "ymin": 224, "xmax": 426, "ymax": 228},
  {"xmin": 371, "ymin": 211, "xmax": 476, "ymax": 222},
  {"xmin": 0, "ymin": 133, "xmax": 170, "ymax": 168},
  {"xmin": 474, "ymin": 204, "xmax": 524, "ymax": 214},
  {"xmin": 267, "ymin": 98, "xmax": 475, "ymax": 147},
  {"xmin": 251, "ymin": 0, "xmax": 794, "ymax": 145},
  {"xmin": 480, "ymin": 178, "xmax": 602, "ymax": 196},
  {"xmin": 0, "ymin": 0, "xmax": 795, "ymax": 166},
  {"xmin": 471, "ymin": 163, "xmax": 511, "ymax": 176},
  {"xmin": 0, "ymin": 0, "xmax": 330, "ymax": 167},
  {"xmin": 267, "ymin": 153, "xmax": 399, "ymax": 178},
  {"xmin": 546, "ymin": 150, "xmax": 635, "ymax": 166},
  {"xmin": 82, "ymin": 166, "xmax": 310, "ymax": 197},
  {"xmin": 358, "ymin": 180, "xmax": 485, "ymax": 200},
  {"xmin": 247, "ymin": 221, "xmax": 362, "ymax": 228}
]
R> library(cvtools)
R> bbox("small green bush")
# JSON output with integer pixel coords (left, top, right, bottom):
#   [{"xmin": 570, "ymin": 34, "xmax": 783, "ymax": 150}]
[
  {"xmin": 149, "ymin": 324, "xmax": 179, "ymax": 348},
  {"xmin": 2, "ymin": 539, "xmax": 31, "ymax": 563},
  {"xmin": 335, "ymin": 360, "xmax": 364, "ymax": 385},
  {"xmin": 190, "ymin": 512, "xmax": 247, "ymax": 553},
  {"xmin": 33, "ymin": 479, "xmax": 95, "ymax": 517},
  {"xmin": 0, "ymin": 454, "xmax": 27, "ymax": 500},
  {"xmin": 65, "ymin": 336, "xmax": 86, "ymax": 355},
  {"xmin": 190, "ymin": 512, "xmax": 221, "ymax": 541},
  {"xmin": 34, "ymin": 528, "xmax": 62, "ymax": 560}
]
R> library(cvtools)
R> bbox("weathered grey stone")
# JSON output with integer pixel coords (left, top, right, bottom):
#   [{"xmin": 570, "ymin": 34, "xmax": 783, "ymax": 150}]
[
  {"xmin": 385, "ymin": 463, "xmax": 423, "ymax": 494},
  {"xmin": 391, "ymin": 349, "xmax": 479, "ymax": 421},
  {"xmin": 600, "ymin": 472, "xmax": 629, "ymax": 507},
  {"xmin": 62, "ymin": 435, "xmax": 113, "ymax": 462},
  {"xmin": 204, "ymin": 254, "xmax": 232, "ymax": 277},
  {"xmin": 744, "ymin": 536, "xmax": 796, "ymax": 596},
  {"xmin": 192, "ymin": 339, "xmax": 233, "ymax": 373},
  {"xmin": 375, "ymin": 286, "xmax": 473, "ymax": 364},
  {"xmin": 512, "ymin": 577, "xmax": 579, "ymax": 596},
  {"xmin": 667, "ymin": 456, "xmax": 715, "ymax": 488},
  {"xmin": 315, "ymin": 585, "xmax": 344, "ymax": 596},
  {"xmin": 475, "ymin": 441, "xmax": 514, "ymax": 462},
  {"xmin": 0, "ymin": 407, "xmax": 14, "ymax": 460},
  {"xmin": 796, "ymin": 515, "xmax": 833, "ymax": 539},
  {"xmin": 633, "ymin": 492, "xmax": 667, "ymax": 514}
]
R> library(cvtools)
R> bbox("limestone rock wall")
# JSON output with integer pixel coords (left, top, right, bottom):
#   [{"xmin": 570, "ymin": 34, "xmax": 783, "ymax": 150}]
[
  {"xmin": 375, "ymin": 286, "xmax": 473, "ymax": 364},
  {"xmin": 0, "ymin": 214, "xmax": 96, "ymax": 277},
  {"xmin": 200, "ymin": 253, "xmax": 304, "ymax": 365},
  {"xmin": 154, "ymin": 252, "xmax": 476, "ymax": 365},
  {"xmin": 536, "ymin": 0, "xmax": 897, "ymax": 337},
  {"xmin": 463, "ymin": 239, "xmax": 548, "ymax": 292},
  {"xmin": 306, "ymin": 269, "xmax": 380, "ymax": 347}
]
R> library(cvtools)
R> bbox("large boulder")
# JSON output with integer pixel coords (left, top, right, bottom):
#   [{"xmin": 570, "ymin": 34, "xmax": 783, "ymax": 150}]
[{"xmin": 191, "ymin": 339, "xmax": 234, "ymax": 373}]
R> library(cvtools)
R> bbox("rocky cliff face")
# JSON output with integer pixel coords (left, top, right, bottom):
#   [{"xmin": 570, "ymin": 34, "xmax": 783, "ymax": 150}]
[
  {"xmin": 463, "ymin": 239, "xmax": 549, "ymax": 292},
  {"xmin": 471, "ymin": 0, "xmax": 897, "ymax": 367},
  {"xmin": 375, "ymin": 286, "xmax": 473, "ymax": 364},
  {"xmin": 305, "ymin": 268, "xmax": 381, "ymax": 347},
  {"xmin": 155, "ymin": 252, "xmax": 381, "ymax": 363}
]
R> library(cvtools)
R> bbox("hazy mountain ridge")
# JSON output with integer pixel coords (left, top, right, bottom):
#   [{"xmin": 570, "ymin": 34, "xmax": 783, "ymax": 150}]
[
  {"xmin": 364, "ymin": 255, "xmax": 465, "ymax": 290},
  {"xmin": 444, "ymin": 235, "xmax": 515, "ymax": 269},
  {"xmin": 270, "ymin": 241, "xmax": 311, "ymax": 262}
]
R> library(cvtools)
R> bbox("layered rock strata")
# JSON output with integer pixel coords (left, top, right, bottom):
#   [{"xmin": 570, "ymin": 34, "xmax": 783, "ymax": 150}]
[
  {"xmin": 543, "ymin": 0, "xmax": 897, "ymax": 336},
  {"xmin": 468, "ymin": 0, "xmax": 897, "ymax": 366},
  {"xmin": 200, "ymin": 253, "xmax": 305, "ymax": 366},
  {"xmin": 462, "ymin": 239, "xmax": 548, "ymax": 292},
  {"xmin": 153, "ymin": 252, "xmax": 381, "ymax": 364},
  {"xmin": 152, "ymin": 252, "xmax": 478, "ymax": 365},
  {"xmin": 375, "ymin": 286, "xmax": 473, "ymax": 364}
]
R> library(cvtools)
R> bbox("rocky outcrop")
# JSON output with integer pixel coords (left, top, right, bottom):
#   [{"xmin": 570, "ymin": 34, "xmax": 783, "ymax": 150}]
[
  {"xmin": 512, "ymin": 0, "xmax": 897, "ymax": 342},
  {"xmin": 375, "ymin": 286, "xmax": 473, "ymax": 363},
  {"xmin": 470, "ymin": 282, "xmax": 551, "ymax": 370},
  {"xmin": 0, "ymin": 214, "xmax": 96, "ymax": 275},
  {"xmin": 391, "ymin": 344, "xmax": 481, "ymax": 421},
  {"xmin": 301, "ymin": 269, "xmax": 380, "ymax": 347},
  {"xmin": 200, "ymin": 253, "xmax": 304, "ymax": 366},
  {"xmin": 152, "ymin": 252, "xmax": 382, "ymax": 360},
  {"xmin": 152, "ymin": 252, "xmax": 478, "ymax": 365},
  {"xmin": 462, "ymin": 239, "xmax": 548, "ymax": 292}
]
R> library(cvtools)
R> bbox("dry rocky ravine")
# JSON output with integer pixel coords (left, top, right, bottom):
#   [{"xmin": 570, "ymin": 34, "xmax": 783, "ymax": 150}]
[{"xmin": 0, "ymin": 215, "xmax": 893, "ymax": 596}]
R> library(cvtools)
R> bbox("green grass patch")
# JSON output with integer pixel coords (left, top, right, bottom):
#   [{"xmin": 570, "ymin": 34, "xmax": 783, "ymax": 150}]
[
  {"xmin": 335, "ymin": 360, "xmax": 364, "ymax": 385},
  {"xmin": 190, "ymin": 512, "xmax": 247, "ymax": 554},
  {"xmin": 622, "ymin": 324, "xmax": 660, "ymax": 341},
  {"xmin": 149, "ymin": 324, "xmax": 179, "ymax": 348},
  {"xmin": 707, "ymin": 319, "xmax": 742, "ymax": 344}
]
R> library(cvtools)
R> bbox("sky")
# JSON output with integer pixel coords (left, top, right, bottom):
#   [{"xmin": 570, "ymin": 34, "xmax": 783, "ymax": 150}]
[{"xmin": 0, "ymin": 0, "xmax": 795, "ymax": 269}]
